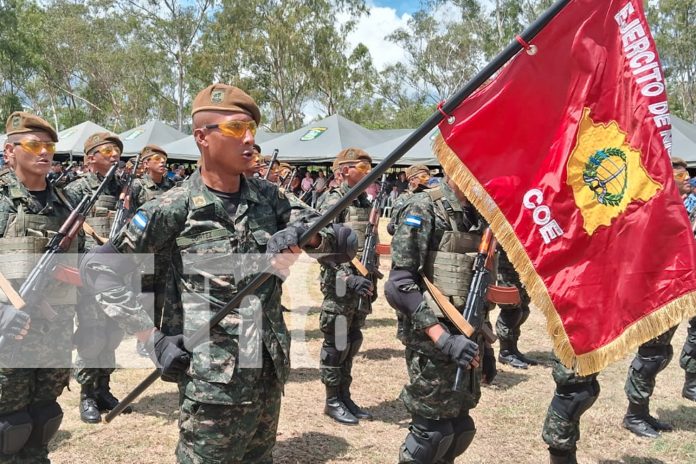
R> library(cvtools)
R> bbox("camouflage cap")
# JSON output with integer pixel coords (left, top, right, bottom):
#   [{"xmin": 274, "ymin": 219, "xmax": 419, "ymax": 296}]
[
  {"xmin": 5, "ymin": 111, "xmax": 58, "ymax": 142},
  {"xmin": 140, "ymin": 144, "xmax": 168, "ymax": 161},
  {"xmin": 84, "ymin": 132, "xmax": 123, "ymax": 155},
  {"xmin": 191, "ymin": 83, "xmax": 261, "ymax": 124},
  {"xmin": 406, "ymin": 164, "xmax": 430, "ymax": 179},
  {"xmin": 335, "ymin": 148, "xmax": 372, "ymax": 166}
]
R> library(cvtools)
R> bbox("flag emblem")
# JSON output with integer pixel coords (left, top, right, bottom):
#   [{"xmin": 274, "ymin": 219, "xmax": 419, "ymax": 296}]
[{"xmin": 567, "ymin": 108, "xmax": 661, "ymax": 235}]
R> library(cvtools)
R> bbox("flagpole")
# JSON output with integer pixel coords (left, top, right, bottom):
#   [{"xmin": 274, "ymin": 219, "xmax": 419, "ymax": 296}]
[{"xmin": 104, "ymin": 0, "xmax": 572, "ymax": 423}]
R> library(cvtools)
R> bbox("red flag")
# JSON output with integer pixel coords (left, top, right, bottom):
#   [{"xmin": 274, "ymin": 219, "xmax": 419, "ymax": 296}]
[{"xmin": 436, "ymin": 0, "xmax": 696, "ymax": 374}]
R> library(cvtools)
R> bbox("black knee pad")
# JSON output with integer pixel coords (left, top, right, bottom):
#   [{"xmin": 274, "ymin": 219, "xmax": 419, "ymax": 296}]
[
  {"xmin": 442, "ymin": 413, "xmax": 476, "ymax": 459},
  {"xmin": 0, "ymin": 410, "xmax": 32, "ymax": 455},
  {"xmin": 683, "ymin": 342, "xmax": 696, "ymax": 358},
  {"xmin": 551, "ymin": 379, "xmax": 600, "ymax": 422},
  {"xmin": 405, "ymin": 416, "xmax": 454, "ymax": 464},
  {"xmin": 632, "ymin": 345, "xmax": 674, "ymax": 378},
  {"xmin": 321, "ymin": 345, "xmax": 344, "ymax": 367},
  {"xmin": 26, "ymin": 401, "xmax": 63, "ymax": 447}
]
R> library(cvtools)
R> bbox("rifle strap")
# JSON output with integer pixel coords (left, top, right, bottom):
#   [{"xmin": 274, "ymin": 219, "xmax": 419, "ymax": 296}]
[
  {"xmin": 351, "ymin": 258, "xmax": 369, "ymax": 277},
  {"xmin": 0, "ymin": 271, "xmax": 26, "ymax": 310}
]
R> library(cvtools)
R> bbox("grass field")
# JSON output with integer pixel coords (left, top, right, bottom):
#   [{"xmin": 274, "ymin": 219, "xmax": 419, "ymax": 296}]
[{"xmin": 48, "ymin": 224, "xmax": 696, "ymax": 464}]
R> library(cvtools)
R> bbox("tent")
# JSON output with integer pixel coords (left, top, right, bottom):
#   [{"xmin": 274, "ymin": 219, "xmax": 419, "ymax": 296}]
[
  {"xmin": 118, "ymin": 120, "xmax": 187, "ymax": 155},
  {"xmin": 161, "ymin": 128, "xmax": 283, "ymax": 161},
  {"xmin": 55, "ymin": 121, "xmax": 111, "ymax": 157},
  {"xmin": 255, "ymin": 114, "xmax": 387, "ymax": 163},
  {"xmin": 673, "ymin": 116, "xmax": 696, "ymax": 166},
  {"xmin": 365, "ymin": 127, "xmax": 441, "ymax": 166}
]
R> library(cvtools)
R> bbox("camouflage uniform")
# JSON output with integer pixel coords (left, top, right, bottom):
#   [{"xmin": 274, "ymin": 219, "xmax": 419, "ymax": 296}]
[
  {"xmin": 0, "ymin": 168, "xmax": 76, "ymax": 463},
  {"xmin": 92, "ymin": 170, "xmax": 335, "ymax": 463},
  {"xmin": 64, "ymin": 172, "xmax": 124, "ymax": 388},
  {"xmin": 386, "ymin": 183, "xmax": 484, "ymax": 464},
  {"xmin": 315, "ymin": 181, "xmax": 373, "ymax": 391}
]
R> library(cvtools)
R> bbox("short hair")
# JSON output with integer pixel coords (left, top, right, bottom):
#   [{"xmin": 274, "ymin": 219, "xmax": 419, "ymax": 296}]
[{"xmin": 672, "ymin": 157, "xmax": 688, "ymax": 169}]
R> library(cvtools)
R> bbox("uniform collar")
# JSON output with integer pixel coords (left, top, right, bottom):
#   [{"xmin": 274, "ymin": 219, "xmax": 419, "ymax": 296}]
[{"xmin": 188, "ymin": 169, "xmax": 263, "ymax": 223}]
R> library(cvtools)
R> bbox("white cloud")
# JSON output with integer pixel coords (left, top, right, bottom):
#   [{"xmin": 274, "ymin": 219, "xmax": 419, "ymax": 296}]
[{"xmin": 337, "ymin": 4, "xmax": 412, "ymax": 72}]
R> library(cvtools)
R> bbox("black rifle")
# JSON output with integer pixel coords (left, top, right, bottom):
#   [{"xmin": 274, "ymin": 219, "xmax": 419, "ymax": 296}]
[
  {"xmin": 49, "ymin": 161, "xmax": 74, "ymax": 187},
  {"xmin": 110, "ymin": 153, "xmax": 142, "ymax": 240},
  {"xmin": 0, "ymin": 164, "xmax": 118, "ymax": 350},
  {"xmin": 453, "ymin": 228, "xmax": 497, "ymax": 392},
  {"xmin": 103, "ymin": 0, "xmax": 572, "ymax": 422},
  {"xmin": 263, "ymin": 149, "xmax": 279, "ymax": 181},
  {"xmin": 356, "ymin": 174, "xmax": 388, "ymax": 314},
  {"xmin": 280, "ymin": 167, "xmax": 296, "ymax": 191}
]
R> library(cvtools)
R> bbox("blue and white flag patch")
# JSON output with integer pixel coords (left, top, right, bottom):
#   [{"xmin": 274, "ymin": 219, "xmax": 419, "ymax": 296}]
[
  {"xmin": 133, "ymin": 211, "xmax": 149, "ymax": 231},
  {"xmin": 404, "ymin": 215, "xmax": 422, "ymax": 228}
]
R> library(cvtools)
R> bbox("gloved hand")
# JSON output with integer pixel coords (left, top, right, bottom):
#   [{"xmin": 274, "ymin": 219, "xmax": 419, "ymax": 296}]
[
  {"xmin": 345, "ymin": 275, "xmax": 374, "ymax": 298},
  {"xmin": 147, "ymin": 331, "xmax": 190, "ymax": 382},
  {"xmin": 482, "ymin": 345, "xmax": 497, "ymax": 384},
  {"xmin": 435, "ymin": 332, "xmax": 479, "ymax": 369},
  {"xmin": 266, "ymin": 225, "xmax": 306, "ymax": 255},
  {"xmin": 0, "ymin": 305, "xmax": 31, "ymax": 340},
  {"xmin": 317, "ymin": 224, "xmax": 358, "ymax": 266}
]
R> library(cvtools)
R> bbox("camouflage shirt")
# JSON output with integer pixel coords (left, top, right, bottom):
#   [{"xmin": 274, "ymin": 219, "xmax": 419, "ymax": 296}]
[
  {"xmin": 131, "ymin": 173, "xmax": 175, "ymax": 209},
  {"xmin": 95, "ymin": 169, "xmax": 336, "ymax": 403},
  {"xmin": 63, "ymin": 171, "xmax": 122, "ymax": 209}
]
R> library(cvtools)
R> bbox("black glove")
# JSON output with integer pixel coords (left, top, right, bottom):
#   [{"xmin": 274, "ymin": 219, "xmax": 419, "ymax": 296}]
[
  {"xmin": 317, "ymin": 224, "xmax": 358, "ymax": 266},
  {"xmin": 345, "ymin": 275, "xmax": 373, "ymax": 298},
  {"xmin": 147, "ymin": 331, "xmax": 190, "ymax": 382},
  {"xmin": 266, "ymin": 225, "xmax": 306, "ymax": 255},
  {"xmin": 435, "ymin": 332, "xmax": 479, "ymax": 369},
  {"xmin": 482, "ymin": 346, "xmax": 497, "ymax": 384},
  {"xmin": 0, "ymin": 305, "xmax": 31, "ymax": 340}
]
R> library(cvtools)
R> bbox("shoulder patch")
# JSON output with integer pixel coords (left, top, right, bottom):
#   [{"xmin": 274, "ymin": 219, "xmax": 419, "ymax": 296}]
[
  {"xmin": 191, "ymin": 195, "xmax": 208, "ymax": 208},
  {"xmin": 404, "ymin": 215, "xmax": 423, "ymax": 228},
  {"xmin": 133, "ymin": 211, "xmax": 149, "ymax": 231}
]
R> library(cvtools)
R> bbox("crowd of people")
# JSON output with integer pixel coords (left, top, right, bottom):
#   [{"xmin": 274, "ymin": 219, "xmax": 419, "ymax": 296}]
[{"xmin": 0, "ymin": 82, "xmax": 694, "ymax": 464}]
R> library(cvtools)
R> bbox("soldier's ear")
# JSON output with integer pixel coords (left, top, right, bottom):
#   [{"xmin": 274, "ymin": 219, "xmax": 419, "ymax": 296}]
[{"xmin": 193, "ymin": 127, "xmax": 208, "ymax": 149}]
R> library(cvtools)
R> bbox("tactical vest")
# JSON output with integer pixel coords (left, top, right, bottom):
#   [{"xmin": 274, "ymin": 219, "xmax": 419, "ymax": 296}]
[
  {"xmin": 334, "ymin": 188, "xmax": 371, "ymax": 252},
  {"xmin": 422, "ymin": 187, "xmax": 480, "ymax": 316},
  {"xmin": 139, "ymin": 176, "xmax": 169, "ymax": 204},
  {"xmin": 82, "ymin": 175, "xmax": 118, "ymax": 243}
]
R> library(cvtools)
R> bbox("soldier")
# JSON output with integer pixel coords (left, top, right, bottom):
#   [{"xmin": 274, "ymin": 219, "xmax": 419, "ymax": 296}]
[
  {"xmin": 0, "ymin": 112, "xmax": 74, "ymax": 462},
  {"xmin": 495, "ymin": 251, "xmax": 538, "ymax": 369},
  {"xmin": 384, "ymin": 175, "xmax": 483, "ymax": 464},
  {"xmin": 315, "ymin": 148, "xmax": 377, "ymax": 425},
  {"xmin": 620, "ymin": 156, "xmax": 696, "ymax": 438},
  {"xmin": 131, "ymin": 144, "xmax": 175, "ymax": 209},
  {"xmin": 80, "ymin": 83, "xmax": 354, "ymax": 463},
  {"xmin": 64, "ymin": 132, "xmax": 128, "ymax": 423},
  {"xmin": 259, "ymin": 155, "xmax": 281, "ymax": 183},
  {"xmin": 387, "ymin": 164, "xmax": 431, "ymax": 236}
]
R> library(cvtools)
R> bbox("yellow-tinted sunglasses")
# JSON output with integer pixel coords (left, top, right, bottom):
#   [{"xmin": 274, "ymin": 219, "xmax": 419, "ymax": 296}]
[
  {"xmin": 92, "ymin": 144, "xmax": 121, "ymax": 158},
  {"xmin": 410, "ymin": 172, "xmax": 430, "ymax": 183},
  {"xmin": 674, "ymin": 171, "xmax": 689, "ymax": 181},
  {"xmin": 13, "ymin": 140, "xmax": 56, "ymax": 156},
  {"xmin": 147, "ymin": 154, "xmax": 167, "ymax": 163},
  {"xmin": 345, "ymin": 160, "xmax": 372, "ymax": 174},
  {"xmin": 205, "ymin": 120, "xmax": 257, "ymax": 138}
]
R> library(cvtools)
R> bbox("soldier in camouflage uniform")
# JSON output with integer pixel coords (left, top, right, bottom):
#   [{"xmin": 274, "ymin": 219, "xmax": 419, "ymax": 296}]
[
  {"xmin": 384, "ymin": 176, "xmax": 483, "ymax": 464},
  {"xmin": 63, "ymin": 132, "xmax": 129, "ymax": 423},
  {"xmin": 495, "ymin": 250, "xmax": 538, "ymax": 369},
  {"xmin": 387, "ymin": 164, "xmax": 431, "ymax": 236},
  {"xmin": 0, "ymin": 112, "xmax": 76, "ymax": 463},
  {"xmin": 315, "ymin": 148, "xmax": 376, "ymax": 425},
  {"xmin": 80, "ymin": 84, "xmax": 353, "ymax": 463}
]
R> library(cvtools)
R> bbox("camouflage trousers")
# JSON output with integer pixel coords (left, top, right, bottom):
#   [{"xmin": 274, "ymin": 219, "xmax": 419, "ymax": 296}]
[
  {"xmin": 73, "ymin": 315, "xmax": 124, "ymax": 386},
  {"xmin": 495, "ymin": 250, "xmax": 531, "ymax": 344},
  {"xmin": 319, "ymin": 296, "xmax": 367, "ymax": 387},
  {"xmin": 541, "ymin": 357, "xmax": 600, "ymax": 453},
  {"xmin": 680, "ymin": 317, "xmax": 696, "ymax": 374},
  {"xmin": 0, "ymin": 368, "xmax": 70, "ymax": 464},
  {"xmin": 625, "ymin": 326, "xmax": 678, "ymax": 406},
  {"xmin": 176, "ymin": 360, "xmax": 283, "ymax": 464}
]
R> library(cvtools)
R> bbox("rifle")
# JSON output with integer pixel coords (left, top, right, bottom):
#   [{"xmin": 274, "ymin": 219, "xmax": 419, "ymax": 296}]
[
  {"xmin": 49, "ymin": 161, "xmax": 74, "ymax": 187},
  {"xmin": 279, "ymin": 167, "xmax": 296, "ymax": 191},
  {"xmin": 263, "ymin": 149, "xmax": 279, "ymax": 181},
  {"xmin": 355, "ymin": 174, "xmax": 388, "ymax": 314},
  {"xmin": 110, "ymin": 153, "xmax": 142, "ymax": 240},
  {"xmin": 453, "ymin": 227, "xmax": 497, "ymax": 392},
  {"xmin": 103, "ymin": 0, "xmax": 572, "ymax": 422},
  {"xmin": 0, "ymin": 163, "xmax": 118, "ymax": 350}
]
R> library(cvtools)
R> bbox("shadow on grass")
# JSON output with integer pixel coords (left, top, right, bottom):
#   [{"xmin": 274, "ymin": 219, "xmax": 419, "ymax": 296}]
[
  {"xmin": 656, "ymin": 404, "xmax": 696, "ymax": 432},
  {"xmin": 50, "ymin": 430, "xmax": 72, "ymax": 449},
  {"xmin": 369, "ymin": 397, "xmax": 410, "ymax": 426},
  {"xmin": 360, "ymin": 347, "xmax": 404, "ymax": 361},
  {"xmin": 598, "ymin": 457, "xmax": 667, "ymax": 464},
  {"xmin": 487, "ymin": 369, "xmax": 529, "ymax": 390},
  {"xmin": 274, "ymin": 431, "xmax": 349, "ymax": 463},
  {"xmin": 128, "ymin": 390, "xmax": 179, "ymax": 422},
  {"xmin": 288, "ymin": 367, "xmax": 321, "ymax": 383},
  {"xmin": 365, "ymin": 317, "xmax": 398, "ymax": 330}
]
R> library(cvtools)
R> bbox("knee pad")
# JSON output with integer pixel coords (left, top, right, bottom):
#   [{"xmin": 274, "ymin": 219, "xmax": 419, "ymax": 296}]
[
  {"xmin": 0, "ymin": 410, "xmax": 32, "ymax": 455},
  {"xmin": 682, "ymin": 342, "xmax": 696, "ymax": 358},
  {"xmin": 26, "ymin": 401, "xmax": 63, "ymax": 447},
  {"xmin": 321, "ymin": 345, "xmax": 344, "ymax": 368},
  {"xmin": 632, "ymin": 345, "xmax": 674, "ymax": 378},
  {"xmin": 551, "ymin": 379, "xmax": 600, "ymax": 422},
  {"xmin": 444, "ymin": 429, "xmax": 476, "ymax": 460},
  {"xmin": 404, "ymin": 417, "xmax": 454, "ymax": 464}
]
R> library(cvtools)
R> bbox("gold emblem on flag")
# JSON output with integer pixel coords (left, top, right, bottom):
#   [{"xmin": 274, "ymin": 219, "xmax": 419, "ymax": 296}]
[{"xmin": 567, "ymin": 108, "xmax": 661, "ymax": 235}]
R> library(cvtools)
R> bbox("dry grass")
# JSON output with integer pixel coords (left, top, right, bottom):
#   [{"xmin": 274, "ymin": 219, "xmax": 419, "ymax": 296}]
[{"xmin": 48, "ymin": 220, "xmax": 696, "ymax": 463}]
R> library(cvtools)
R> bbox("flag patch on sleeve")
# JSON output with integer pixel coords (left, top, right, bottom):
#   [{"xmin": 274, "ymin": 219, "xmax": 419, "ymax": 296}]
[
  {"xmin": 404, "ymin": 215, "xmax": 422, "ymax": 228},
  {"xmin": 133, "ymin": 211, "xmax": 149, "ymax": 231}
]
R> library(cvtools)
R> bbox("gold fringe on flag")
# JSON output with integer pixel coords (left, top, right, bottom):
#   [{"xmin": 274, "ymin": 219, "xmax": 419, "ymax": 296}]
[{"xmin": 434, "ymin": 134, "xmax": 696, "ymax": 375}]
